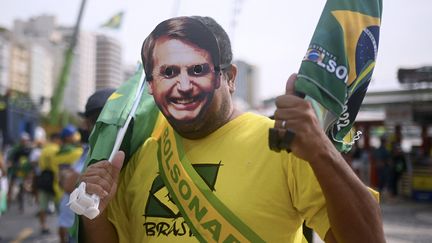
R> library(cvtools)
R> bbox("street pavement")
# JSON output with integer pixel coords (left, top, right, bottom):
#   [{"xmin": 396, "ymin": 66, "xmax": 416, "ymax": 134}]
[
  {"xmin": 382, "ymin": 198, "xmax": 432, "ymax": 243},
  {"xmin": 313, "ymin": 196, "xmax": 432, "ymax": 243},
  {"xmin": 0, "ymin": 194, "xmax": 59, "ymax": 243},
  {"xmin": 0, "ymin": 194, "xmax": 431, "ymax": 242}
]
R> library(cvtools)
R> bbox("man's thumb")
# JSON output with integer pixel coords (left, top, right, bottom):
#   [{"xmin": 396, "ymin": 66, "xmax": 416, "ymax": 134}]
[
  {"xmin": 111, "ymin": 151, "xmax": 125, "ymax": 177},
  {"xmin": 285, "ymin": 73, "xmax": 298, "ymax": 95}
]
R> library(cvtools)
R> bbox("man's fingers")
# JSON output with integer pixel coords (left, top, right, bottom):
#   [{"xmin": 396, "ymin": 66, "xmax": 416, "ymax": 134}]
[
  {"xmin": 285, "ymin": 73, "xmax": 297, "ymax": 95},
  {"xmin": 269, "ymin": 73, "xmax": 301, "ymax": 152},
  {"xmin": 85, "ymin": 183, "xmax": 109, "ymax": 199},
  {"xmin": 111, "ymin": 151, "xmax": 125, "ymax": 180}
]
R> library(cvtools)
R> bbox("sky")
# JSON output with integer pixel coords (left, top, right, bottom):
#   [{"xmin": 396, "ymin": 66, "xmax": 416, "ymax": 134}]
[{"xmin": 1, "ymin": 0, "xmax": 432, "ymax": 101}]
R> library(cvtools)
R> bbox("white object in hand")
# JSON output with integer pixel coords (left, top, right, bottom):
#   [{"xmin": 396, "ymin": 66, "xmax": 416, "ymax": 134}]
[
  {"xmin": 67, "ymin": 182, "xmax": 100, "ymax": 220},
  {"xmin": 68, "ymin": 68, "xmax": 147, "ymax": 219}
]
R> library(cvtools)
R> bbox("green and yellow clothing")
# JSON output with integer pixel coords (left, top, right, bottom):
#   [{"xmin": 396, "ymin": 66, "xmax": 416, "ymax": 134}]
[
  {"xmin": 108, "ymin": 113, "xmax": 330, "ymax": 242},
  {"xmin": 39, "ymin": 142, "xmax": 60, "ymax": 171},
  {"xmin": 51, "ymin": 144, "xmax": 82, "ymax": 202},
  {"xmin": 37, "ymin": 142, "xmax": 60, "ymax": 211},
  {"xmin": 7, "ymin": 144, "xmax": 33, "ymax": 179}
]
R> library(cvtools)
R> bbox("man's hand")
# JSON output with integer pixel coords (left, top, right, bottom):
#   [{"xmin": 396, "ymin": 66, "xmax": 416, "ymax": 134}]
[
  {"xmin": 79, "ymin": 151, "xmax": 125, "ymax": 214},
  {"xmin": 273, "ymin": 73, "xmax": 331, "ymax": 162},
  {"xmin": 60, "ymin": 168, "xmax": 80, "ymax": 193},
  {"xmin": 274, "ymin": 74, "xmax": 385, "ymax": 242}
]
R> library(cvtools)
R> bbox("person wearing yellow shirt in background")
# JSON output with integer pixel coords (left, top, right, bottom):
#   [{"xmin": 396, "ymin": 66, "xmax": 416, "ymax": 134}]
[
  {"xmin": 53, "ymin": 125, "xmax": 82, "ymax": 240},
  {"xmin": 37, "ymin": 132, "xmax": 61, "ymax": 234},
  {"xmin": 52, "ymin": 125, "xmax": 82, "ymax": 203},
  {"xmin": 37, "ymin": 126, "xmax": 82, "ymax": 235}
]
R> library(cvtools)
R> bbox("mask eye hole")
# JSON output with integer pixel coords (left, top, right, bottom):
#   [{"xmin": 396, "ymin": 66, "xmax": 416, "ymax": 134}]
[
  {"xmin": 162, "ymin": 66, "xmax": 178, "ymax": 78},
  {"xmin": 193, "ymin": 64, "xmax": 203, "ymax": 75},
  {"xmin": 187, "ymin": 63, "xmax": 210, "ymax": 76},
  {"xmin": 164, "ymin": 67, "xmax": 173, "ymax": 76}
]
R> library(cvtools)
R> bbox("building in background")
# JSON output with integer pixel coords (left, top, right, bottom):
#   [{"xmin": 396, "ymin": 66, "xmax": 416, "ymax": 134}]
[
  {"xmin": 59, "ymin": 27, "xmax": 96, "ymax": 116},
  {"xmin": 0, "ymin": 91, "xmax": 39, "ymax": 146},
  {"xmin": 0, "ymin": 14, "xmax": 129, "ymax": 146},
  {"xmin": 0, "ymin": 28, "xmax": 11, "ymax": 95},
  {"xmin": 9, "ymin": 40, "xmax": 30, "ymax": 94},
  {"xmin": 12, "ymin": 15, "xmax": 58, "ymax": 114},
  {"xmin": 13, "ymin": 15, "xmax": 57, "ymax": 41},
  {"xmin": 96, "ymin": 34, "xmax": 123, "ymax": 89},
  {"xmin": 233, "ymin": 60, "xmax": 258, "ymax": 110},
  {"xmin": 2, "ymin": 15, "xmax": 125, "ymax": 118},
  {"xmin": 28, "ymin": 44, "xmax": 53, "ymax": 114}
]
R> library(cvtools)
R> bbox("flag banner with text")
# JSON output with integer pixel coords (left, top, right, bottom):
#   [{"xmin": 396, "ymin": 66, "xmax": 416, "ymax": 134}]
[
  {"xmin": 295, "ymin": 0, "xmax": 382, "ymax": 152},
  {"xmin": 156, "ymin": 121, "xmax": 265, "ymax": 242}
]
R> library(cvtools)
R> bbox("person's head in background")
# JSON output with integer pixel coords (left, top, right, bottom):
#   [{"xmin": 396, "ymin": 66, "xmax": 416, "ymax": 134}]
[
  {"xmin": 60, "ymin": 124, "xmax": 79, "ymax": 145},
  {"xmin": 78, "ymin": 88, "xmax": 116, "ymax": 143},
  {"xmin": 141, "ymin": 16, "xmax": 238, "ymax": 139},
  {"xmin": 49, "ymin": 132, "xmax": 62, "ymax": 145},
  {"xmin": 19, "ymin": 132, "xmax": 32, "ymax": 147}
]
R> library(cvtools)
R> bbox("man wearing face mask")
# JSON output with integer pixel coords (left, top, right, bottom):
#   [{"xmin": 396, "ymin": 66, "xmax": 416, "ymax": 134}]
[
  {"xmin": 79, "ymin": 16, "xmax": 384, "ymax": 243},
  {"xmin": 58, "ymin": 88, "xmax": 115, "ymax": 243}
]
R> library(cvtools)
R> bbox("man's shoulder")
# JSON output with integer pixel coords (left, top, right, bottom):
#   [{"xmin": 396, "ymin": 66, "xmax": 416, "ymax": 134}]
[
  {"xmin": 239, "ymin": 113, "xmax": 275, "ymax": 136},
  {"xmin": 236, "ymin": 112, "xmax": 273, "ymax": 127}
]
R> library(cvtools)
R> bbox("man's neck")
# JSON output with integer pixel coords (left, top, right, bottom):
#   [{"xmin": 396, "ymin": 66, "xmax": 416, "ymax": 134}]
[{"xmin": 175, "ymin": 108, "xmax": 243, "ymax": 140}]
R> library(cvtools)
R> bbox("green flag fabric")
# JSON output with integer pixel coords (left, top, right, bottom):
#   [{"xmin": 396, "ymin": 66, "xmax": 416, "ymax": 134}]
[
  {"xmin": 71, "ymin": 64, "xmax": 160, "ymax": 241},
  {"xmin": 85, "ymin": 63, "xmax": 160, "ymax": 167},
  {"xmin": 295, "ymin": 0, "xmax": 383, "ymax": 152},
  {"xmin": 100, "ymin": 11, "xmax": 124, "ymax": 29}
]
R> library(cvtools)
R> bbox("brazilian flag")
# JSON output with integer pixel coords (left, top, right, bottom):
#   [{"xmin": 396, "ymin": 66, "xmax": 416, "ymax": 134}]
[
  {"xmin": 295, "ymin": 0, "xmax": 382, "ymax": 152},
  {"xmin": 84, "ymin": 64, "xmax": 159, "ymax": 167},
  {"xmin": 70, "ymin": 64, "xmax": 160, "ymax": 240},
  {"xmin": 100, "ymin": 11, "xmax": 124, "ymax": 29}
]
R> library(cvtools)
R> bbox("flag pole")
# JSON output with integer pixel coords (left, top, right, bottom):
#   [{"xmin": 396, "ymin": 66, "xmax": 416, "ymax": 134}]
[
  {"xmin": 68, "ymin": 68, "xmax": 147, "ymax": 219},
  {"xmin": 49, "ymin": 0, "xmax": 87, "ymax": 126},
  {"xmin": 108, "ymin": 70, "xmax": 146, "ymax": 162}
]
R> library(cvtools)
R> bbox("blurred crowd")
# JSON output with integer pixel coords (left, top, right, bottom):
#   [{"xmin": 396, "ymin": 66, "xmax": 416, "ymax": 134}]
[
  {"xmin": 0, "ymin": 125, "xmax": 83, "ymax": 240},
  {"xmin": 344, "ymin": 135, "xmax": 432, "ymax": 201},
  {"xmin": 0, "ymin": 88, "xmax": 115, "ymax": 243}
]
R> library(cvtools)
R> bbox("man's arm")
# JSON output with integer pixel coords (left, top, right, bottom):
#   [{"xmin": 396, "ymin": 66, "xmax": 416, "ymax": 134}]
[
  {"xmin": 81, "ymin": 211, "xmax": 118, "ymax": 243},
  {"xmin": 60, "ymin": 169, "xmax": 79, "ymax": 193},
  {"xmin": 274, "ymin": 74, "xmax": 385, "ymax": 243},
  {"xmin": 78, "ymin": 152, "xmax": 125, "ymax": 243},
  {"xmin": 309, "ymin": 138, "xmax": 383, "ymax": 243}
]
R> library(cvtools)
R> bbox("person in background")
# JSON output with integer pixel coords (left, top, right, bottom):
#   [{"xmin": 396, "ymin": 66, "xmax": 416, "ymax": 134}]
[
  {"xmin": 6, "ymin": 133, "xmax": 33, "ymax": 213},
  {"xmin": 390, "ymin": 142, "xmax": 407, "ymax": 197},
  {"xmin": 52, "ymin": 125, "xmax": 82, "ymax": 240},
  {"xmin": 374, "ymin": 136, "xmax": 391, "ymax": 195},
  {"xmin": 58, "ymin": 88, "xmax": 115, "ymax": 243},
  {"xmin": 0, "ymin": 149, "xmax": 4, "ymax": 241},
  {"xmin": 0, "ymin": 149, "xmax": 7, "ymax": 216},
  {"xmin": 37, "ymin": 132, "xmax": 61, "ymax": 234},
  {"xmin": 29, "ymin": 138, "xmax": 45, "ymax": 205}
]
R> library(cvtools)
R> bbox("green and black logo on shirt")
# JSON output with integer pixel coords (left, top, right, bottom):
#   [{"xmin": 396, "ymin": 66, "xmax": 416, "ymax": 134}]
[{"xmin": 143, "ymin": 163, "xmax": 221, "ymax": 237}]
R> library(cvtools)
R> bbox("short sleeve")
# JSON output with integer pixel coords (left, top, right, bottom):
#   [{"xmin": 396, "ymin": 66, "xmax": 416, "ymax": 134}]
[{"xmin": 286, "ymin": 155, "xmax": 330, "ymax": 240}]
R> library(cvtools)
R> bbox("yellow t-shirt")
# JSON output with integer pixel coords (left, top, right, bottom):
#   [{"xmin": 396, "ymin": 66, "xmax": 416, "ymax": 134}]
[
  {"xmin": 51, "ymin": 145, "xmax": 83, "ymax": 202},
  {"xmin": 108, "ymin": 112, "xmax": 330, "ymax": 243},
  {"xmin": 39, "ymin": 143, "xmax": 60, "ymax": 171}
]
